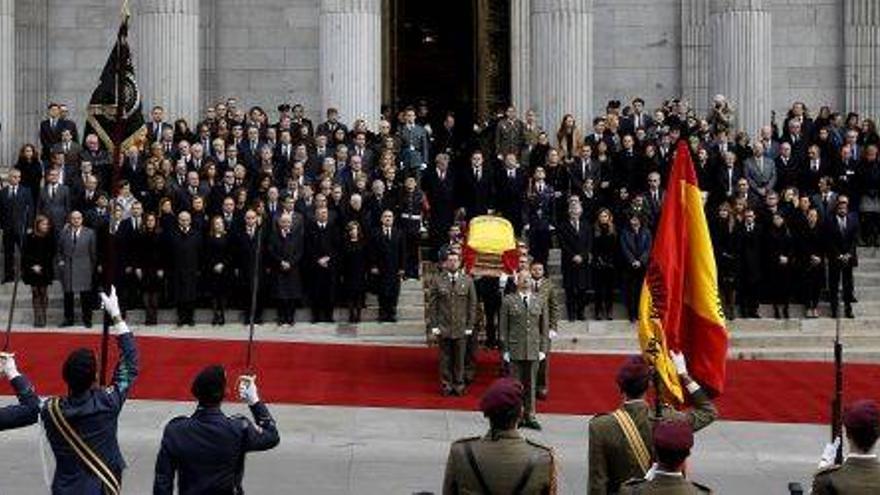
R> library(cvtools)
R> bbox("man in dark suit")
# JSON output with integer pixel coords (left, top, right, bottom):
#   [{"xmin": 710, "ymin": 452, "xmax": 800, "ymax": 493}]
[
  {"xmin": 38, "ymin": 167, "xmax": 72, "ymax": 235},
  {"xmin": 826, "ymin": 196, "xmax": 859, "ymax": 318},
  {"xmin": 569, "ymin": 144, "xmax": 602, "ymax": 194},
  {"xmin": 713, "ymin": 151, "xmax": 743, "ymax": 206},
  {"xmin": 350, "ymin": 132, "xmax": 375, "ymax": 172},
  {"xmin": 51, "ymin": 129, "xmax": 83, "ymax": 168},
  {"xmin": 0, "ymin": 169, "xmax": 35, "ymax": 282},
  {"xmin": 370, "ymin": 210, "xmax": 406, "ymax": 322},
  {"xmin": 800, "ymin": 144, "xmax": 831, "ymax": 196},
  {"xmin": 235, "ymin": 209, "xmax": 267, "ymax": 325},
  {"xmin": 169, "ymin": 211, "xmax": 202, "ymax": 326},
  {"xmin": 621, "ymin": 97, "xmax": 654, "ymax": 136},
  {"xmin": 39, "ymin": 103, "xmax": 76, "ymax": 158},
  {"xmin": 811, "ymin": 177, "xmax": 838, "ymax": 221},
  {"xmin": 315, "ymin": 107, "xmax": 348, "ymax": 137},
  {"xmin": 456, "ymin": 150, "xmax": 494, "ymax": 219},
  {"xmin": 495, "ymin": 153, "xmax": 527, "ymax": 235},
  {"xmin": 774, "ymin": 141, "xmax": 800, "ymax": 193},
  {"xmin": 643, "ymin": 172, "xmax": 664, "ymax": 231},
  {"xmin": 614, "ymin": 135, "xmax": 643, "ymax": 193},
  {"xmin": 557, "ymin": 199, "xmax": 591, "ymax": 321},
  {"xmin": 525, "ymin": 167, "xmax": 555, "ymax": 265},
  {"xmin": 79, "ymin": 134, "xmax": 111, "ymax": 187},
  {"xmin": 268, "ymin": 213, "xmax": 304, "ymax": 326},
  {"xmin": 739, "ymin": 209, "xmax": 763, "ymax": 318},
  {"xmin": 305, "ymin": 206, "xmax": 339, "ymax": 322},
  {"xmin": 238, "ymin": 126, "xmax": 263, "ymax": 172},
  {"xmin": 146, "ymin": 106, "xmax": 172, "ymax": 144},
  {"xmin": 421, "ymin": 153, "xmax": 456, "ymax": 258}
]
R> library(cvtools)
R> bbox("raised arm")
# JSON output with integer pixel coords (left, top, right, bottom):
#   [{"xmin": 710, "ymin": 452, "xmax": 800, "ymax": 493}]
[
  {"xmin": 0, "ymin": 353, "xmax": 40, "ymax": 430},
  {"xmin": 238, "ymin": 375, "xmax": 280, "ymax": 452},
  {"xmin": 100, "ymin": 286, "xmax": 139, "ymax": 407}
]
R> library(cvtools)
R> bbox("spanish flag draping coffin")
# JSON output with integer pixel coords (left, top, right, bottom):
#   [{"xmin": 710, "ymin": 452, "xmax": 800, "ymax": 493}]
[{"xmin": 462, "ymin": 216, "xmax": 519, "ymax": 276}]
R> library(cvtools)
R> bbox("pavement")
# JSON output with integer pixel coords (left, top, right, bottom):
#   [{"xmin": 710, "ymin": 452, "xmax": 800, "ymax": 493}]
[{"xmin": 0, "ymin": 398, "xmax": 828, "ymax": 494}]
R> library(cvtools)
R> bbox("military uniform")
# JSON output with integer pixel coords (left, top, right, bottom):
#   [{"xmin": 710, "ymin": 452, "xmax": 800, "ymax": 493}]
[
  {"xmin": 443, "ymin": 430, "xmax": 555, "ymax": 495},
  {"xmin": 619, "ymin": 473, "xmax": 712, "ymax": 494},
  {"xmin": 533, "ymin": 277, "xmax": 560, "ymax": 398},
  {"xmin": 811, "ymin": 456, "xmax": 880, "ymax": 494},
  {"xmin": 500, "ymin": 291, "xmax": 548, "ymax": 422},
  {"xmin": 428, "ymin": 269, "xmax": 478, "ymax": 394},
  {"xmin": 0, "ymin": 374, "xmax": 39, "ymax": 431},
  {"xmin": 587, "ymin": 392, "xmax": 717, "ymax": 495}
]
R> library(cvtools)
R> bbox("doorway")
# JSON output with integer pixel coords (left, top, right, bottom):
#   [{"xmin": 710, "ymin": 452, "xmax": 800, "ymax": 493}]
[{"xmin": 384, "ymin": 0, "xmax": 510, "ymax": 127}]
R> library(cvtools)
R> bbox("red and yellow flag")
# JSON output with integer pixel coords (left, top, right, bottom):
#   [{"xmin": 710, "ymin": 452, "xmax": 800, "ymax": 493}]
[{"xmin": 638, "ymin": 141, "xmax": 729, "ymax": 403}]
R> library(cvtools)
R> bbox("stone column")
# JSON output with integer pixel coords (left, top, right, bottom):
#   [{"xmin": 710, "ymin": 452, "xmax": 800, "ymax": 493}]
[
  {"xmin": 681, "ymin": 0, "xmax": 710, "ymax": 116},
  {"xmin": 844, "ymin": 0, "xmax": 880, "ymax": 120},
  {"xmin": 0, "ymin": 0, "xmax": 14, "ymax": 166},
  {"xmin": 709, "ymin": 0, "xmax": 772, "ymax": 136},
  {"xmin": 511, "ymin": 0, "xmax": 531, "ymax": 114},
  {"xmin": 135, "ymin": 0, "xmax": 200, "ymax": 123},
  {"xmin": 319, "ymin": 0, "xmax": 381, "ymax": 128},
  {"xmin": 530, "ymin": 0, "xmax": 594, "ymax": 132},
  {"xmin": 14, "ymin": 0, "xmax": 47, "ymax": 151}
]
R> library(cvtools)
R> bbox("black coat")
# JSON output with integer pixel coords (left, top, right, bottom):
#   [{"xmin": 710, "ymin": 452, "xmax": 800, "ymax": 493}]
[
  {"xmin": 557, "ymin": 218, "xmax": 591, "ymax": 290},
  {"xmin": 456, "ymin": 166, "xmax": 495, "ymax": 218},
  {"xmin": 305, "ymin": 220, "xmax": 340, "ymax": 294},
  {"xmin": 710, "ymin": 219, "xmax": 742, "ymax": 285},
  {"xmin": 342, "ymin": 238, "xmax": 368, "ymax": 296},
  {"xmin": 0, "ymin": 185, "xmax": 35, "ymax": 237},
  {"xmin": 203, "ymin": 234, "xmax": 234, "ymax": 296},
  {"xmin": 369, "ymin": 227, "xmax": 406, "ymax": 281},
  {"xmin": 22, "ymin": 233, "xmax": 56, "ymax": 287},
  {"xmin": 133, "ymin": 230, "xmax": 165, "ymax": 291},
  {"xmin": 168, "ymin": 228, "xmax": 202, "ymax": 303},
  {"xmin": 268, "ymin": 224, "xmax": 305, "ymax": 300}
]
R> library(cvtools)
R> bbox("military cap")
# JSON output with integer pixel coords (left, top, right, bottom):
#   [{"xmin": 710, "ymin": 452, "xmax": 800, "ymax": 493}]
[
  {"xmin": 845, "ymin": 400, "xmax": 880, "ymax": 433},
  {"xmin": 616, "ymin": 355, "xmax": 651, "ymax": 389},
  {"xmin": 653, "ymin": 419, "xmax": 694, "ymax": 452},
  {"xmin": 480, "ymin": 378, "xmax": 523, "ymax": 416}
]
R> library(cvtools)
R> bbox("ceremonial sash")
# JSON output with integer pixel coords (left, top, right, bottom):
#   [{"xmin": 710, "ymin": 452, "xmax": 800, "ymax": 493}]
[
  {"xmin": 47, "ymin": 397, "xmax": 121, "ymax": 495},
  {"xmin": 612, "ymin": 409, "xmax": 651, "ymax": 474}
]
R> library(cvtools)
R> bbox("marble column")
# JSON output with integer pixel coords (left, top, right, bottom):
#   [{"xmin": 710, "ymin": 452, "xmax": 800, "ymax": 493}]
[
  {"xmin": 135, "ymin": 0, "xmax": 200, "ymax": 123},
  {"xmin": 844, "ymin": 0, "xmax": 880, "ymax": 120},
  {"xmin": 319, "ymin": 0, "xmax": 381, "ymax": 128},
  {"xmin": 511, "ymin": 0, "xmax": 531, "ymax": 114},
  {"xmin": 709, "ymin": 0, "xmax": 772, "ymax": 136},
  {"xmin": 14, "ymin": 0, "xmax": 47, "ymax": 151},
  {"xmin": 681, "ymin": 0, "xmax": 710, "ymax": 116},
  {"xmin": 530, "ymin": 0, "xmax": 594, "ymax": 132},
  {"xmin": 0, "ymin": 0, "xmax": 14, "ymax": 165}
]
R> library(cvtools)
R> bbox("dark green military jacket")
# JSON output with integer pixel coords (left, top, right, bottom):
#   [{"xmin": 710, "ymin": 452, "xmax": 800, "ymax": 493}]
[
  {"xmin": 427, "ymin": 270, "xmax": 478, "ymax": 339},
  {"xmin": 619, "ymin": 473, "xmax": 712, "ymax": 494},
  {"xmin": 534, "ymin": 278, "xmax": 560, "ymax": 349},
  {"xmin": 812, "ymin": 456, "xmax": 880, "ymax": 494},
  {"xmin": 442, "ymin": 429, "xmax": 555, "ymax": 495},
  {"xmin": 587, "ymin": 389, "xmax": 718, "ymax": 495},
  {"xmin": 500, "ymin": 292, "xmax": 548, "ymax": 361}
]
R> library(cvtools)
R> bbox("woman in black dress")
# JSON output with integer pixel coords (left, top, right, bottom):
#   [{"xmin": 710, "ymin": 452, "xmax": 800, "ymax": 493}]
[
  {"xmin": 14, "ymin": 144, "xmax": 43, "ymax": 206},
  {"xmin": 341, "ymin": 221, "xmax": 367, "ymax": 323},
  {"xmin": 591, "ymin": 208, "xmax": 618, "ymax": 320},
  {"xmin": 766, "ymin": 212, "xmax": 794, "ymax": 319},
  {"xmin": 710, "ymin": 202, "xmax": 742, "ymax": 320},
  {"xmin": 797, "ymin": 208, "xmax": 826, "ymax": 318},
  {"xmin": 204, "ymin": 216, "xmax": 233, "ymax": 325},
  {"xmin": 134, "ymin": 213, "xmax": 165, "ymax": 325},
  {"xmin": 22, "ymin": 215, "xmax": 55, "ymax": 327}
]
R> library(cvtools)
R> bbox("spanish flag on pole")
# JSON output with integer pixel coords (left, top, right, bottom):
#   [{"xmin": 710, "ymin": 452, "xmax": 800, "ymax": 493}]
[{"xmin": 638, "ymin": 141, "xmax": 729, "ymax": 403}]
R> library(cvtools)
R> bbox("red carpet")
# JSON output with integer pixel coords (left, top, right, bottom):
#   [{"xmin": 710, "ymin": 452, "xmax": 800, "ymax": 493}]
[{"xmin": 2, "ymin": 331, "xmax": 879, "ymax": 425}]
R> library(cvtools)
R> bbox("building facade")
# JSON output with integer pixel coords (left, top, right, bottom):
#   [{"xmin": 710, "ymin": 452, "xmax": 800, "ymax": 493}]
[{"xmin": 0, "ymin": 0, "xmax": 878, "ymax": 164}]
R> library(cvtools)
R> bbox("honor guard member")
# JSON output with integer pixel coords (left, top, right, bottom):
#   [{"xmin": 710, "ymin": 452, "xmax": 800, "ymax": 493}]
[
  {"xmin": 619, "ymin": 419, "xmax": 712, "ymax": 494},
  {"xmin": 428, "ymin": 249, "xmax": 478, "ymax": 396},
  {"xmin": 500, "ymin": 269, "xmax": 548, "ymax": 430},
  {"xmin": 0, "ymin": 352, "xmax": 40, "ymax": 430},
  {"xmin": 442, "ymin": 378, "xmax": 556, "ymax": 495},
  {"xmin": 41, "ymin": 286, "xmax": 139, "ymax": 495},
  {"xmin": 812, "ymin": 399, "xmax": 880, "ymax": 494},
  {"xmin": 530, "ymin": 260, "xmax": 560, "ymax": 400},
  {"xmin": 588, "ymin": 352, "xmax": 717, "ymax": 495},
  {"xmin": 153, "ymin": 366, "xmax": 281, "ymax": 494}
]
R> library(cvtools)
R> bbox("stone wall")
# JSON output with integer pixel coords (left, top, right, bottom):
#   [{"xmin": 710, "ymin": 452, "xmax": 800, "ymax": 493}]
[{"xmin": 6, "ymin": 0, "xmax": 852, "ymax": 155}]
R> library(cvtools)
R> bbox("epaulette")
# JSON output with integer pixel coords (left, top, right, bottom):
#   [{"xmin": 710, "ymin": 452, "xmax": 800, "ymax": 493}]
[
  {"xmin": 691, "ymin": 480, "xmax": 713, "ymax": 493},
  {"xmin": 451, "ymin": 436, "xmax": 480, "ymax": 445},
  {"xmin": 815, "ymin": 464, "xmax": 842, "ymax": 476},
  {"xmin": 621, "ymin": 477, "xmax": 647, "ymax": 487}
]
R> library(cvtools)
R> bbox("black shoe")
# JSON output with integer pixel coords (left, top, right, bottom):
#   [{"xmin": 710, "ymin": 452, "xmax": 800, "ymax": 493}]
[
  {"xmin": 83, "ymin": 320, "xmax": 92, "ymax": 328},
  {"xmin": 441, "ymin": 386, "xmax": 453, "ymax": 397},
  {"xmin": 61, "ymin": 319, "xmax": 74, "ymax": 328},
  {"xmin": 773, "ymin": 306, "xmax": 781, "ymax": 319},
  {"xmin": 783, "ymin": 306, "xmax": 789, "ymax": 319},
  {"xmin": 845, "ymin": 306, "xmax": 854, "ymax": 319}
]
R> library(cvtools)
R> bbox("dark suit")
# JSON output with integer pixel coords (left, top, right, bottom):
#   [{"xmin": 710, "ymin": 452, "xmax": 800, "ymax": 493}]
[
  {"xmin": 235, "ymin": 227, "xmax": 268, "ymax": 325},
  {"xmin": 38, "ymin": 183, "xmax": 72, "ymax": 234},
  {"xmin": 456, "ymin": 165, "xmax": 494, "ymax": 219},
  {"xmin": 421, "ymin": 168, "xmax": 456, "ymax": 256},
  {"xmin": 739, "ymin": 223, "xmax": 763, "ymax": 317},
  {"xmin": 169, "ymin": 227, "xmax": 202, "ymax": 325},
  {"xmin": 495, "ymin": 168, "xmax": 527, "ymax": 235},
  {"xmin": 712, "ymin": 165, "xmax": 744, "ymax": 205},
  {"xmin": 370, "ymin": 227, "xmax": 406, "ymax": 321},
  {"xmin": 268, "ymin": 221, "xmax": 305, "ymax": 324},
  {"xmin": 0, "ymin": 185, "xmax": 34, "ymax": 281},
  {"xmin": 146, "ymin": 121, "xmax": 172, "ymax": 143},
  {"xmin": 620, "ymin": 226, "xmax": 652, "ymax": 321},
  {"xmin": 305, "ymin": 221, "xmax": 340, "ymax": 322},
  {"xmin": 557, "ymin": 217, "xmax": 591, "ymax": 320},
  {"xmin": 525, "ymin": 184, "xmax": 555, "ymax": 265},
  {"xmin": 826, "ymin": 213, "xmax": 859, "ymax": 315},
  {"xmin": 39, "ymin": 118, "xmax": 78, "ymax": 158}
]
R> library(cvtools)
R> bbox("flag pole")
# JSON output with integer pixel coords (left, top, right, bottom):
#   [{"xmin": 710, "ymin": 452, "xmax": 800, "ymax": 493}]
[
  {"xmin": 2, "ymin": 205, "xmax": 29, "ymax": 352},
  {"xmin": 831, "ymin": 315, "xmax": 844, "ymax": 464},
  {"xmin": 244, "ymin": 223, "xmax": 264, "ymax": 373}
]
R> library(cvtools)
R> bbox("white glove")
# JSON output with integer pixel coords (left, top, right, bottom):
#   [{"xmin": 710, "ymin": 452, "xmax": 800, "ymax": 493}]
[
  {"xmin": 670, "ymin": 350, "xmax": 688, "ymax": 376},
  {"xmin": 0, "ymin": 352, "xmax": 20, "ymax": 380},
  {"xmin": 213, "ymin": 263, "xmax": 224, "ymax": 274},
  {"xmin": 431, "ymin": 327, "xmax": 441, "ymax": 336},
  {"xmin": 502, "ymin": 352, "xmax": 510, "ymax": 363},
  {"xmin": 644, "ymin": 462, "xmax": 658, "ymax": 481},
  {"xmin": 818, "ymin": 437, "xmax": 841, "ymax": 470},
  {"xmin": 464, "ymin": 329, "xmax": 473, "ymax": 336},
  {"xmin": 238, "ymin": 375, "xmax": 260, "ymax": 406},
  {"xmin": 99, "ymin": 285, "xmax": 121, "ymax": 320},
  {"xmin": 549, "ymin": 330, "xmax": 558, "ymax": 340},
  {"xmin": 538, "ymin": 351, "xmax": 546, "ymax": 361}
]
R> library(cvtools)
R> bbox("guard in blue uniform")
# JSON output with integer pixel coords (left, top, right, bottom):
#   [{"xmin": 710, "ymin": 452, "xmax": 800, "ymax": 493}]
[
  {"xmin": 40, "ymin": 285, "xmax": 139, "ymax": 495},
  {"xmin": 153, "ymin": 365, "xmax": 281, "ymax": 495},
  {"xmin": 0, "ymin": 352, "xmax": 40, "ymax": 430}
]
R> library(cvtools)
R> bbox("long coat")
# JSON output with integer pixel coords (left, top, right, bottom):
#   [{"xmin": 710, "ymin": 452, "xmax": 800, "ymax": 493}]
[
  {"xmin": 168, "ymin": 228, "xmax": 202, "ymax": 303},
  {"xmin": 38, "ymin": 183, "xmax": 71, "ymax": 234},
  {"xmin": 500, "ymin": 293, "xmax": 547, "ymax": 361},
  {"xmin": 557, "ymin": 217, "xmax": 591, "ymax": 291},
  {"xmin": 268, "ymin": 222, "xmax": 305, "ymax": 300},
  {"xmin": 426, "ymin": 271, "xmax": 477, "ymax": 339},
  {"xmin": 56, "ymin": 226, "xmax": 96, "ymax": 293},
  {"xmin": 22, "ymin": 232, "xmax": 56, "ymax": 287}
]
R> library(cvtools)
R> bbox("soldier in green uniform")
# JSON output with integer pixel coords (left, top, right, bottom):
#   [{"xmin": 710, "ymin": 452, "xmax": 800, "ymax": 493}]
[
  {"xmin": 530, "ymin": 260, "xmax": 560, "ymax": 400},
  {"xmin": 428, "ymin": 250, "xmax": 478, "ymax": 396},
  {"xmin": 588, "ymin": 352, "xmax": 717, "ymax": 495},
  {"xmin": 442, "ymin": 378, "xmax": 556, "ymax": 495},
  {"xmin": 812, "ymin": 399, "xmax": 880, "ymax": 494},
  {"xmin": 500, "ymin": 269, "xmax": 548, "ymax": 430},
  {"xmin": 619, "ymin": 419, "xmax": 712, "ymax": 494}
]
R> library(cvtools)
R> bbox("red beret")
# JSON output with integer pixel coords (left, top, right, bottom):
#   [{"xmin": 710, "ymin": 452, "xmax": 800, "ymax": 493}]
[
  {"xmin": 480, "ymin": 378, "xmax": 523, "ymax": 416},
  {"xmin": 616, "ymin": 355, "xmax": 651, "ymax": 388},
  {"xmin": 653, "ymin": 419, "xmax": 694, "ymax": 452},
  {"xmin": 845, "ymin": 399, "xmax": 880, "ymax": 432}
]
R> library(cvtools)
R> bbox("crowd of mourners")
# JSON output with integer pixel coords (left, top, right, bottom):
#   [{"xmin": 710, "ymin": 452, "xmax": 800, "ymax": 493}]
[{"xmin": 0, "ymin": 93, "xmax": 872, "ymax": 327}]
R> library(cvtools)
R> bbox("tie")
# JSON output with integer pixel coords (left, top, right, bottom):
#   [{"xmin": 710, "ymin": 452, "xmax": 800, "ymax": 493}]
[
  {"xmin": 572, "ymin": 220, "xmax": 579, "ymax": 233},
  {"xmin": 522, "ymin": 295, "xmax": 528, "ymax": 308},
  {"xmin": 840, "ymin": 217, "xmax": 846, "ymax": 234},
  {"xmin": 50, "ymin": 185, "xmax": 55, "ymax": 199},
  {"xmin": 133, "ymin": 218, "xmax": 138, "ymax": 231},
  {"xmin": 72, "ymin": 229, "xmax": 77, "ymax": 244},
  {"xmin": 508, "ymin": 170, "xmax": 514, "ymax": 179},
  {"xmin": 385, "ymin": 228, "xmax": 391, "ymax": 240}
]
